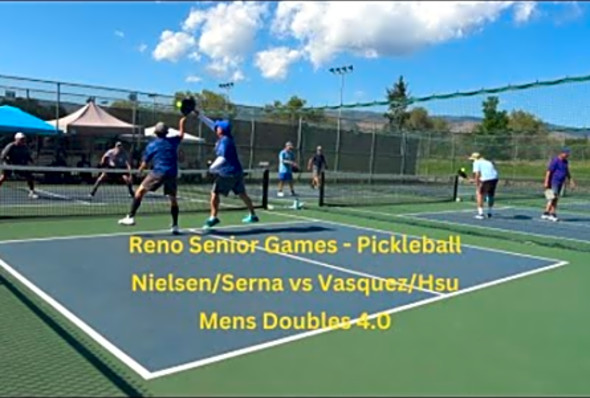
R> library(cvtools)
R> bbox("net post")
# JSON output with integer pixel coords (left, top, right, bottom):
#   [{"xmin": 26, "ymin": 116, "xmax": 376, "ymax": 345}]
[
  {"xmin": 452, "ymin": 174, "xmax": 459, "ymax": 201},
  {"xmin": 319, "ymin": 171, "xmax": 325, "ymax": 206},
  {"xmin": 262, "ymin": 168, "xmax": 270, "ymax": 209}
]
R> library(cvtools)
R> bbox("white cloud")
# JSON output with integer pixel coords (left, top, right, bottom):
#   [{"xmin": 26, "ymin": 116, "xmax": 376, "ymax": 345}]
[
  {"xmin": 188, "ymin": 51, "xmax": 201, "ymax": 62},
  {"xmin": 152, "ymin": 30, "xmax": 196, "ymax": 62},
  {"xmin": 181, "ymin": 1, "xmax": 268, "ymax": 79},
  {"xmin": 270, "ymin": 1, "xmax": 523, "ymax": 68},
  {"xmin": 185, "ymin": 75, "xmax": 202, "ymax": 83},
  {"xmin": 114, "ymin": 30, "xmax": 125, "ymax": 38},
  {"xmin": 514, "ymin": 2, "xmax": 537, "ymax": 23},
  {"xmin": 254, "ymin": 47, "xmax": 302, "ymax": 80},
  {"xmin": 138, "ymin": 43, "xmax": 148, "ymax": 53},
  {"xmin": 231, "ymin": 70, "xmax": 245, "ymax": 82}
]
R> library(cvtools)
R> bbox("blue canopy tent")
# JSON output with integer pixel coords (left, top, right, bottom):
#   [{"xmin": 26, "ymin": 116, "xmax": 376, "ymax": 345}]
[{"xmin": 0, "ymin": 105, "xmax": 62, "ymax": 136}]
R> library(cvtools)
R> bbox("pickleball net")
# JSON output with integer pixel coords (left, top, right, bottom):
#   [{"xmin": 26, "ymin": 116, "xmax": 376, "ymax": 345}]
[
  {"xmin": 0, "ymin": 165, "xmax": 269, "ymax": 218},
  {"xmin": 318, "ymin": 171, "xmax": 459, "ymax": 207}
]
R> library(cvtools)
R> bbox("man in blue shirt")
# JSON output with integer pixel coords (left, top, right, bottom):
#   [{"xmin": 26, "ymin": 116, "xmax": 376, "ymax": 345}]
[
  {"xmin": 118, "ymin": 118, "xmax": 186, "ymax": 234},
  {"xmin": 543, "ymin": 148, "xmax": 576, "ymax": 222},
  {"xmin": 199, "ymin": 114, "xmax": 259, "ymax": 229},
  {"xmin": 278, "ymin": 141, "xmax": 298, "ymax": 197}
]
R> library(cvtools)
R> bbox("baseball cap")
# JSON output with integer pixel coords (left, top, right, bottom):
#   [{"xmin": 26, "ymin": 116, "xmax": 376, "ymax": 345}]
[
  {"xmin": 468, "ymin": 152, "xmax": 481, "ymax": 160},
  {"xmin": 286, "ymin": 141, "xmax": 294, "ymax": 147},
  {"xmin": 115, "ymin": 141, "xmax": 123, "ymax": 147},
  {"xmin": 14, "ymin": 132, "xmax": 25, "ymax": 140},
  {"xmin": 214, "ymin": 120, "xmax": 232, "ymax": 135},
  {"xmin": 561, "ymin": 147, "xmax": 571, "ymax": 154}
]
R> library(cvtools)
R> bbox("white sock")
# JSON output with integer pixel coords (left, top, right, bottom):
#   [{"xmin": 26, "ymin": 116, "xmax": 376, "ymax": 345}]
[{"xmin": 478, "ymin": 207, "xmax": 484, "ymax": 215}]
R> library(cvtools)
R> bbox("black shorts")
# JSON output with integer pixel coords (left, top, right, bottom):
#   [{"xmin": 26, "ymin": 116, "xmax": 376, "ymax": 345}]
[
  {"xmin": 478, "ymin": 179, "xmax": 498, "ymax": 197},
  {"xmin": 212, "ymin": 174, "xmax": 246, "ymax": 196},
  {"xmin": 140, "ymin": 173, "xmax": 177, "ymax": 196}
]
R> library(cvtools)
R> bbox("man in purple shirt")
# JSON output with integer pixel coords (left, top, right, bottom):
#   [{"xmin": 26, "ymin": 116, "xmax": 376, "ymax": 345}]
[{"xmin": 542, "ymin": 148, "xmax": 576, "ymax": 222}]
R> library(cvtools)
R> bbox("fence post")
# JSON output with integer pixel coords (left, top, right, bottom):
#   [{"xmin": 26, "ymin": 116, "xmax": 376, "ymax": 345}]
[
  {"xmin": 369, "ymin": 123, "xmax": 376, "ymax": 179},
  {"xmin": 249, "ymin": 117, "xmax": 255, "ymax": 169},
  {"xmin": 55, "ymin": 82, "xmax": 61, "ymax": 134},
  {"xmin": 296, "ymin": 116, "xmax": 303, "ymax": 169},
  {"xmin": 334, "ymin": 120, "xmax": 341, "ymax": 172},
  {"xmin": 400, "ymin": 130, "xmax": 406, "ymax": 175},
  {"xmin": 451, "ymin": 133, "xmax": 456, "ymax": 174}
]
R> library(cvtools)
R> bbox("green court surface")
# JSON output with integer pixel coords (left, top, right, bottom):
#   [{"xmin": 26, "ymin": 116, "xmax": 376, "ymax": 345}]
[{"xmin": 1, "ymin": 201, "xmax": 590, "ymax": 397}]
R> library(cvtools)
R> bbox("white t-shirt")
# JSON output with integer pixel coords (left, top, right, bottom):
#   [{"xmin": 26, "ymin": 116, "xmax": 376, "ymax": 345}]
[{"xmin": 472, "ymin": 158, "xmax": 498, "ymax": 181}]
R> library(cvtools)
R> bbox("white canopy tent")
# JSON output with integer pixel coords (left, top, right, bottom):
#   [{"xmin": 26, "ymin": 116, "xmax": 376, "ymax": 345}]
[
  {"xmin": 120, "ymin": 125, "xmax": 205, "ymax": 144},
  {"xmin": 46, "ymin": 101, "xmax": 139, "ymax": 135}
]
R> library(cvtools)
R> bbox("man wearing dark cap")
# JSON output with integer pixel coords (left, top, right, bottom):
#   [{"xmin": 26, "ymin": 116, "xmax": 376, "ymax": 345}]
[
  {"xmin": 198, "ymin": 114, "xmax": 259, "ymax": 229},
  {"xmin": 0, "ymin": 132, "xmax": 38, "ymax": 199},
  {"xmin": 89, "ymin": 141, "xmax": 134, "ymax": 198},
  {"xmin": 543, "ymin": 147, "xmax": 575, "ymax": 222},
  {"xmin": 118, "ymin": 119, "xmax": 186, "ymax": 234}
]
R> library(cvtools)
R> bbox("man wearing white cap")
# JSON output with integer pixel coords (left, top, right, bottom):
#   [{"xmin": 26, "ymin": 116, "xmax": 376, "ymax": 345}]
[
  {"xmin": 468, "ymin": 152, "xmax": 499, "ymax": 219},
  {"xmin": 0, "ymin": 132, "xmax": 38, "ymax": 199}
]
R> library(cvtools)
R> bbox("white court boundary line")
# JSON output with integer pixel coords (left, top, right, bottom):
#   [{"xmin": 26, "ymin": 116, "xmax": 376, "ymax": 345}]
[
  {"xmin": 0, "ymin": 220, "xmax": 311, "ymax": 245},
  {"xmin": 268, "ymin": 210, "xmax": 564, "ymax": 263},
  {"xmin": 0, "ymin": 212, "xmax": 569, "ymax": 381},
  {"xmin": 395, "ymin": 211, "xmax": 590, "ymax": 245}
]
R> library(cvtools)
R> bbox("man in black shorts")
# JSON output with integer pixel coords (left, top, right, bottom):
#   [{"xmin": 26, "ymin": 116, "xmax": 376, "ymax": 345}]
[
  {"xmin": 307, "ymin": 145, "xmax": 327, "ymax": 189},
  {"xmin": 89, "ymin": 141, "xmax": 134, "ymax": 198},
  {"xmin": 0, "ymin": 132, "xmax": 38, "ymax": 199},
  {"xmin": 197, "ymin": 114, "xmax": 259, "ymax": 228},
  {"xmin": 118, "ymin": 120, "xmax": 185, "ymax": 234},
  {"xmin": 469, "ymin": 152, "xmax": 499, "ymax": 219}
]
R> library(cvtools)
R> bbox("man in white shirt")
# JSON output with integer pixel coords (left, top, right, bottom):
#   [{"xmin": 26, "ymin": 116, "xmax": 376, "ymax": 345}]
[{"xmin": 469, "ymin": 152, "xmax": 499, "ymax": 220}]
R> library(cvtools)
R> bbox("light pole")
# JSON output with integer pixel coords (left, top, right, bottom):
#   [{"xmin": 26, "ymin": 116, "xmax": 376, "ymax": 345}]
[
  {"xmin": 218, "ymin": 82, "xmax": 234, "ymax": 115},
  {"xmin": 329, "ymin": 64, "xmax": 353, "ymax": 172}
]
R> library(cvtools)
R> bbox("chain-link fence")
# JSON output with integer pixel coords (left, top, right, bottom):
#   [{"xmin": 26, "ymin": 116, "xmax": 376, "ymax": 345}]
[{"xmin": 1, "ymin": 73, "xmax": 589, "ymax": 179}]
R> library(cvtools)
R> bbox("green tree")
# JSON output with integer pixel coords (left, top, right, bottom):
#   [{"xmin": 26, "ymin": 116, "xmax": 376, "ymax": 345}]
[
  {"xmin": 431, "ymin": 117, "xmax": 451, "ymax": 132},
  {"xmin": 385, "ymin": 75, "xmax": 410, "ymax": 132},
  {"xmin": 475, "ymin": 96, "xmax": 509, "ymax": 134},
  {"xmin": 264, "ymin": 95, "xmax": 325, "ymax": 124},
  {"xmin": 473, "ymin": 96, "xmax": 510, "ymax": 160},
  {"xmin": 508, "ymin": 110, "xmax": 547, "ymax": 135},
  {"xmin": 508, "ymin": 110, "xmax": 549, "ymax": 161},
  {"xmin": 406, "ymin": 107, "xmax": 434, "ymax": 131}
]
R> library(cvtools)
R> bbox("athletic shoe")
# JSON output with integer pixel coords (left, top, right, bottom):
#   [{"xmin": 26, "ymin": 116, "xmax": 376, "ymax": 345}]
[
  {"xmin": 118, "ymin": 215, "xmax": 135, "ymax": 226},
  {"xmin": 487, "ymin": 213, "xmax": 493, "ymax": 218},
  {"xmin": 548, "ymin": 215, "xmax": 559, "ymax": 222},
  {"xmin": 171, "ymin": 225, "xmax": 180, "ymax": 235},
  {"xmin": 475, "ymin": 214, "xmax": 485, "ymax": 220},
  {"xmin": 203, "ymin": 217, "xmax": 220, "ymax": 228},
  {"xmin": 242, "ymin": 214, "xmax": 259, "ymax": 223},
  {"xmin": 541, "ymin": 213, "xmax": 550, "ymax": 220},
  {"xmin": 277, "ymin": 191, "xmax": 284, "ymax": 197},
  {"xmin": 28, "ymin": 191, "xmax": 38, "ymax": 199}
]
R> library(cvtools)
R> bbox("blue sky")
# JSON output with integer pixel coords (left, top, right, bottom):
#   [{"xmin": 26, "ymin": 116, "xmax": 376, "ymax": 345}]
[{"xmin": 1, "ymin": 1, "xmax": 590, "ymax": 126}]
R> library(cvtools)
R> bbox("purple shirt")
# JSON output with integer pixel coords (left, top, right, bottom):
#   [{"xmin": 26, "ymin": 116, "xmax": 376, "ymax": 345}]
[{"xmin": 547, "ymin": 156, "xmax": 570, "ymax": 184}]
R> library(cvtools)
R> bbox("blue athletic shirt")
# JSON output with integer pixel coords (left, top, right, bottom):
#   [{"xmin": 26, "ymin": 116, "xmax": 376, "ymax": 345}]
[
  {"xmin": 143, "ymin": 136, "xmax": 181, "ymax": 177},
  {"xmin": 547, "ymin": 156, "xmax": 570, "ymax": 185},
  {"xmin": 279, "ymin": 149, "xmax": 295, "ymax": 173},
  {"xmin": 215, "ymin": 135, "xmax": 243, "ymax": 177}
]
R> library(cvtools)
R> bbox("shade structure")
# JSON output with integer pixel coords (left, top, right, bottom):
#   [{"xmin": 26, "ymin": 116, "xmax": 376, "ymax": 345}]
[
  {"xmin": 120, "ymin": 125, "xmax": 205, "ymax": 144},
  {"xmin": 0, "ymin": 105, "xmax": 62, "ymax": 136},
  {"xmin": 46, "ymin": 101, "xmax": 139, "ymax": 135}
]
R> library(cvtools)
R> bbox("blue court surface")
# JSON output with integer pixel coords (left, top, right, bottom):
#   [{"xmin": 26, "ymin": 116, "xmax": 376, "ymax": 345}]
[
  {"xmin": 0, "ymin": 219, "xmax": 565, "ymax": 380},
  {"xmin": 404, "ymin": 206, "xmax": 590, "ymax": 243}
]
